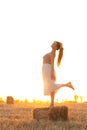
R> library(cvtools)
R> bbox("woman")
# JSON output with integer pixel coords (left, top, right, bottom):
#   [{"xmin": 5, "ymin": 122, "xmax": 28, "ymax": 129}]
[{"xmin": 42, "ymin": 41, "xmax": 74, "ymax": 107}]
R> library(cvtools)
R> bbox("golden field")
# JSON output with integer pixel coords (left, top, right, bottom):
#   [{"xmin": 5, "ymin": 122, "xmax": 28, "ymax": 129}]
[{"xmin": 0, "ymin": 102, "xmax": 87, "ymax": 130}]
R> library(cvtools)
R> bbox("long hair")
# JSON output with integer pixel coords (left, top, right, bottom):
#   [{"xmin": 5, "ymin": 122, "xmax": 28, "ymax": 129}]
[{"xmin": 57, "ymin": 47, "xmax": 63, "ymax": 66}]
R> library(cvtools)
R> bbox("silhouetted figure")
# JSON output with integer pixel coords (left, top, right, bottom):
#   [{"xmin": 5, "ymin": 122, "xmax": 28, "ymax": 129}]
[{"xmin": 42, "ymin": 41, "xmax": 74, "ymax": 107}]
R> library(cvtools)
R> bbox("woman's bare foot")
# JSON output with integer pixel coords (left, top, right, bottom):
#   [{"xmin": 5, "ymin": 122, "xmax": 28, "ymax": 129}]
[{"xmin": 67, "ymin": 82, "xmax": 75, "ymax": 90}]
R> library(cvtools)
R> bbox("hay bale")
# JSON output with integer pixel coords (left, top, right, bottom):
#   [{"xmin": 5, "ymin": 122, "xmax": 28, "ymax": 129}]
[
  {"xmin": 60, "ymin": 106, "xmax": 68, "ymax": 120},
  {"xmin": 49, "ymin": 106, "xmax": 68, "ymax": 121},
  {"xmin": 6, "ymin": 96, "xmax": 14, "ymax": 104},
  {"xmin": 33, "ymin": 108, "xmax": 49, "ymax": 120},
  {"xmin": 33, "ymin": 106, "xmax": 68, "ymax": 121},
  {"xmin": 49, "ymin": 106, "xmax": 61, "ymax": 121}
]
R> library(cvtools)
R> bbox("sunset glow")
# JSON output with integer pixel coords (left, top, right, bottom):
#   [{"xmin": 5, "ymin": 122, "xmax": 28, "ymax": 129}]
[{"xmin": 0, "ymin": 1, "xmax": 87, "ymax": 103}]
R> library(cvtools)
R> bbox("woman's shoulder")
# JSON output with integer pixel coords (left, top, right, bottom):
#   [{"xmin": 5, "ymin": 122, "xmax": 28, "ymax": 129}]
[{"xmin": 43, "ymin": 52, "xmax": 51, "ymax": 58}]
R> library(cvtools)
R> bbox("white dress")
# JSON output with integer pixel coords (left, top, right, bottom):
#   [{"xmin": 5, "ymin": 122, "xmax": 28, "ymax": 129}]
[{"xmin": 42, "ymin": 63, "xmax": 61, "ymax": 95}]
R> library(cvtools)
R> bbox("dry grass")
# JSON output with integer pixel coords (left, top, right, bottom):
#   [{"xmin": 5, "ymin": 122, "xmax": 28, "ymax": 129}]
[{"xmin": 0, "ymin": 102, "xmax": 87, "ymax": 130}]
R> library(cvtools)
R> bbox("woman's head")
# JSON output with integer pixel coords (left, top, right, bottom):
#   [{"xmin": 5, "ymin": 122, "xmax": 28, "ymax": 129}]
[
  {"xmin": 51, "ymin": 41, "xmax": 64, "ymax": 66},
  {"xmin": 51, "ymin": 41, "xmax": 62, "ymax": 50}
]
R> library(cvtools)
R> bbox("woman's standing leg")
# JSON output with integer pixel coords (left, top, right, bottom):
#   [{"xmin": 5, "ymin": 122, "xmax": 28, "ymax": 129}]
[{"xmin": 50, "ymin": 91, "xmax": 55, "ymax": 107}]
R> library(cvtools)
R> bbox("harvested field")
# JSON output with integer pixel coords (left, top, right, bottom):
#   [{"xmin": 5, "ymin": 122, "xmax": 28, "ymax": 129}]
[{"xmin": 0, "ymin": 102, "xmax": 87, "ymax": 130}]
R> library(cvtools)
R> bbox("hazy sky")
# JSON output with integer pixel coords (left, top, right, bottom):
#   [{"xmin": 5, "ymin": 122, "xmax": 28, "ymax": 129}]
[{"xmin": 0, "ymin": 0, "xmax": 87, "ymax": 101}]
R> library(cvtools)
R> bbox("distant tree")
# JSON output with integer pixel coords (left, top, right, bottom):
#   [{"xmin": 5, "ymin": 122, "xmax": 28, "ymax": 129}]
[
  {"xmin": 0, "ymin": 97, "xmax": 4, "ymax": 103},
  {"xmin": 14, "ymin": 99, "xmax": 20, "ymax": 103},
  {"xmin": 74, "ymin": 94, "xmax": 78, "ymax": 102},
  {"xmin": 80, "ymin": 96, "xmax": 83, "ymax": 103},
  {"xmin": 33, "ymin": 98, "xmax": 36, "ymax": 103},
  {"xmin": 55, "ymin": 98, "xmax": 58, "ymax": 103},
  {"xmin": 24, "ymin": 99, "xmax": 29, "ymax": 103}
]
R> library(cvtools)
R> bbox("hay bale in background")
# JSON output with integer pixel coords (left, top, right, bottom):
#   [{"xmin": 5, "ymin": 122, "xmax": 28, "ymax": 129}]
[
  {"xmin": 6, "ymin": 96, "xmax": 14, "ymax": 104},
  {"xmin": 33, "ymin": 106, "xmax": 68, "ymax": 121}
]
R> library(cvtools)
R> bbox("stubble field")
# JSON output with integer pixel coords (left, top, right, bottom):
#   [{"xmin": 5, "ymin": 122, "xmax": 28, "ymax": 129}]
[{"xmin": 0, "ymin": 102, "xmax": 87, "ymax": 130}]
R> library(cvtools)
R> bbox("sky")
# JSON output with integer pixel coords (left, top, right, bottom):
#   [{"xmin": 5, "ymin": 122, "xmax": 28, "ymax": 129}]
[{"xmin": 0, "ymin": 0, "xmax": 87, "ymax": 101}]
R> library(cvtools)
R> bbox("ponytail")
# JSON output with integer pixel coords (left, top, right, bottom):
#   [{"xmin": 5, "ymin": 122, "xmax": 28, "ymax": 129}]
[{"xmin": 57, "ymin": 47, "xmax": 63, "ymax": 66}]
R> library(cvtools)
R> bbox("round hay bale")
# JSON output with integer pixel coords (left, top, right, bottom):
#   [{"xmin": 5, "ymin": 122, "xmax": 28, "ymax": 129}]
[
  {"xmin": 33, "ymin": 108, "xmax": 49, "ymax": 120},
  {"xmin": 60, "ymin": 106, "xmax": 68, "ymax": 120},
  {"xmin": 49, "ymin": 106, "xmax": 61, "ymax": 121},
  {"xmin": 6, "ymin": 96, "xmax": 14, "ymax": 104}
]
